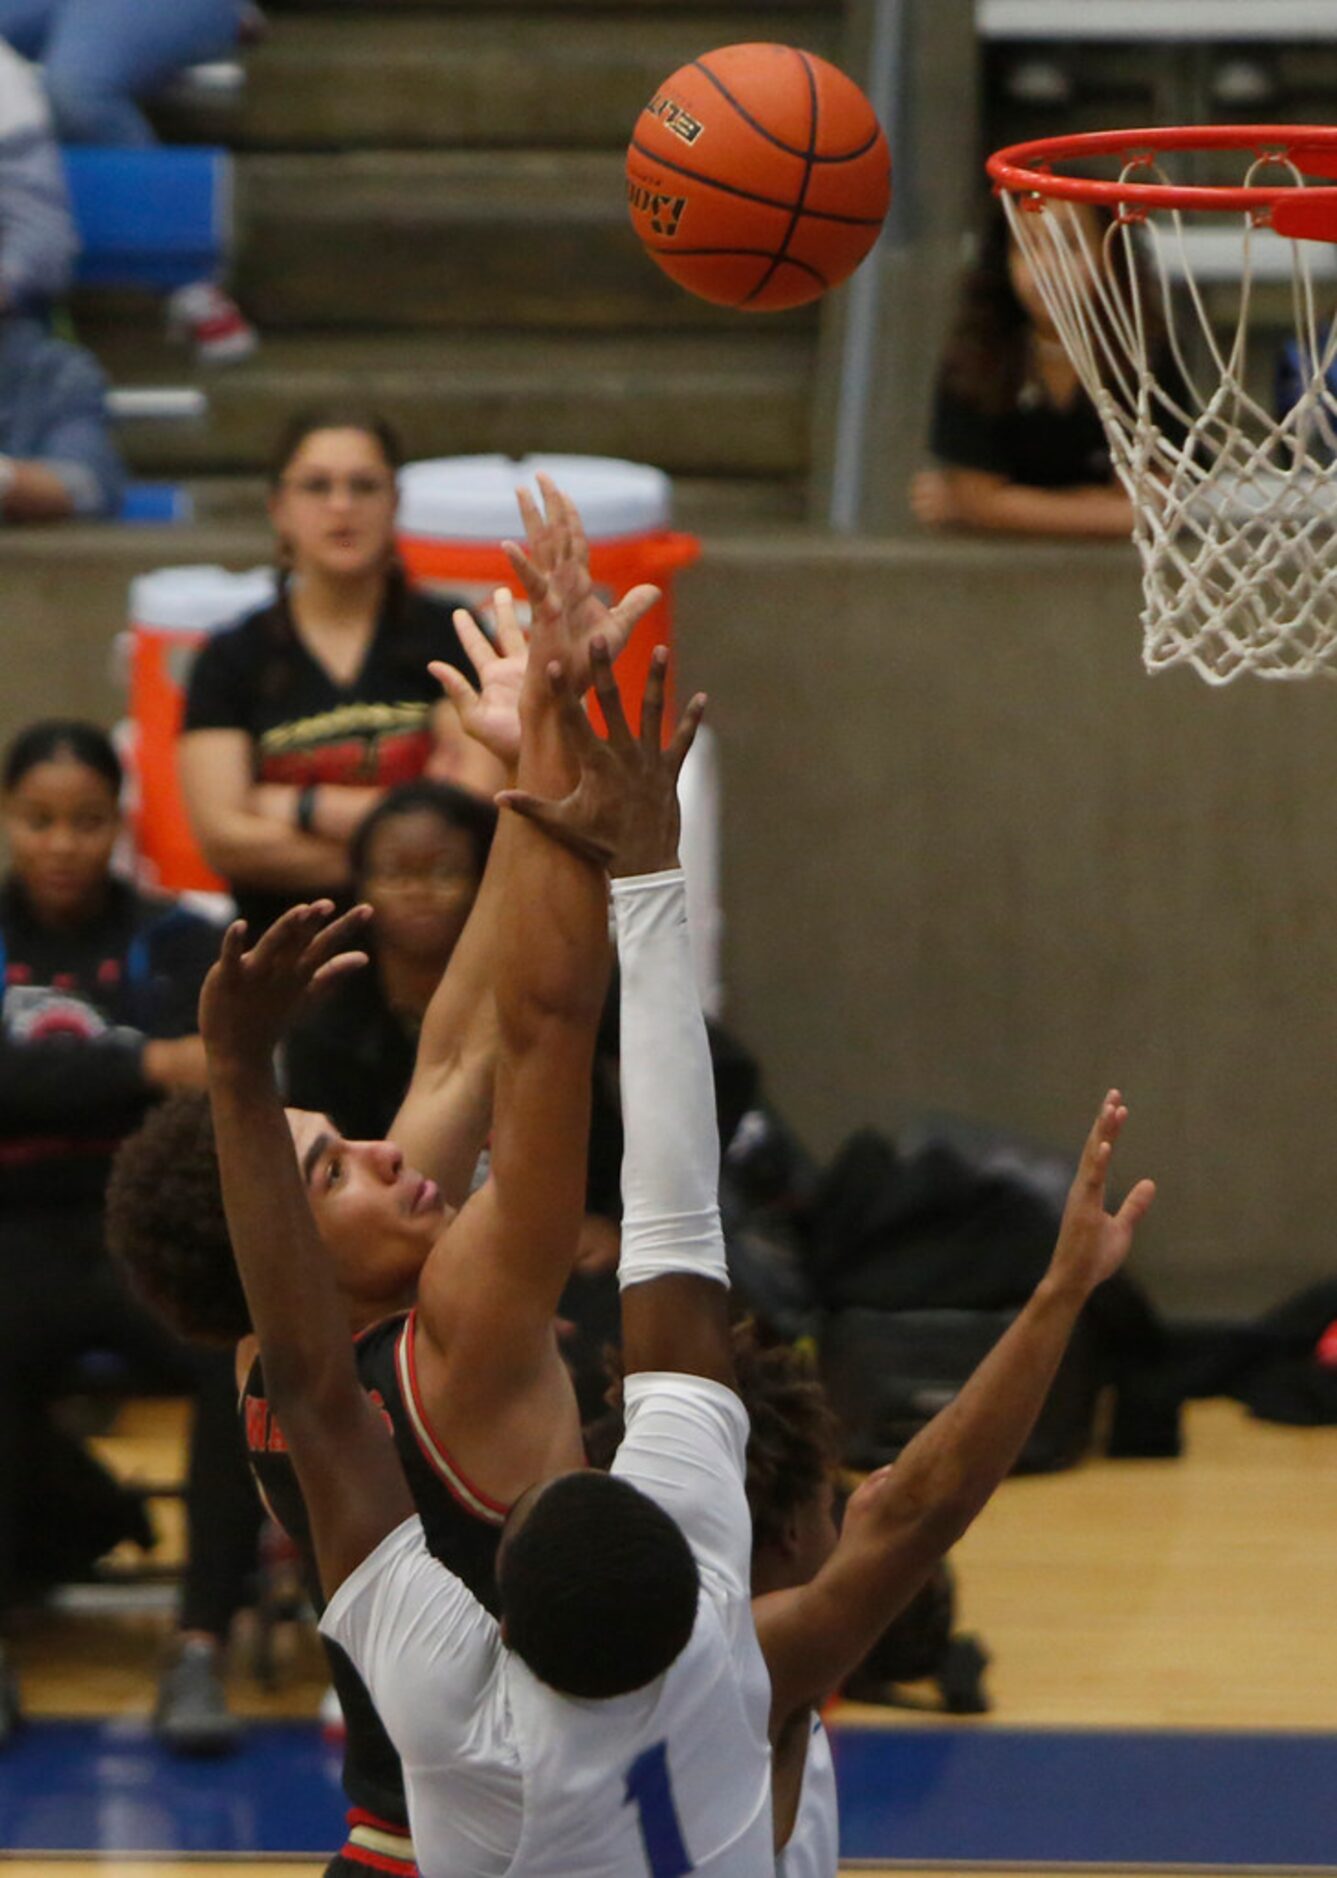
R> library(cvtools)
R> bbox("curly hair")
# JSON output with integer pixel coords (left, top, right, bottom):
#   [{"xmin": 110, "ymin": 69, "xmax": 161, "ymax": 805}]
[
  {"xmin": 585, "ymin": 1322, "xmax": 839, "ymax": 1555},
  {"xmin": 106, "ymin": 1091, "xmax": 251, "ymax": 1346}
]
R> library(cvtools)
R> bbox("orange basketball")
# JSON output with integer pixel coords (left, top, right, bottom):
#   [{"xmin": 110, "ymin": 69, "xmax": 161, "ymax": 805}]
[{"xmin": 626, "ymin": 43, "xmax": 891, "ymax": 312}]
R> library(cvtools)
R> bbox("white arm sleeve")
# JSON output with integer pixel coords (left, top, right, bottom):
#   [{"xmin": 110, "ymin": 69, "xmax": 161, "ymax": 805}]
[
  {"xmin": 612, "ymin": 869, "xmax": 727, "ymax": 1292},
  {"xmin": 321, "ymin": 1514, "xmax": 502, "ymax": 1764}
]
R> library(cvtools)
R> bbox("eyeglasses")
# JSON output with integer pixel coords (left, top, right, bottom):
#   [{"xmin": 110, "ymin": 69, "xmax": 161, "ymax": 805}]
[{"xmin": 283, "ymin": 474, "xmax": 395, "ymax": 503}]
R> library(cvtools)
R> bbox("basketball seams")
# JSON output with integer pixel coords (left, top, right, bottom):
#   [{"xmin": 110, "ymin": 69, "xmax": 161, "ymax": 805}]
[
  {"xmin": 644, "ymin": 244, "xmax": 830, "ymax": 289},
  {"xmin": 627, "ymin": 136, "xmax": 884, "ymax": 229},
  {"xmin": 691, "ymin": 50, "xmax": 881, "ymax": 165},
  {"xmin": 740, "ymin": 48, "xmax": 819, "ymax": 309}
]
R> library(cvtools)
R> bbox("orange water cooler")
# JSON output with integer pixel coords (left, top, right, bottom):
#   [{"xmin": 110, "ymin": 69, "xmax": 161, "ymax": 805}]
[
  {"xmin": 396, "ymin": 454, "xmax": 700, "ymax": 718},
  {"xmin": 126, "ymin": 566, "xmax": 276, "ymax": 893}
]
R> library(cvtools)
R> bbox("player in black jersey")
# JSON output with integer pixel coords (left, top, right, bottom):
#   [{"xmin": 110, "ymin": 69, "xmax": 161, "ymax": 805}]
[{"xmin": 110, "ymin": 479, "xmax": 661, "ymax": 1878}]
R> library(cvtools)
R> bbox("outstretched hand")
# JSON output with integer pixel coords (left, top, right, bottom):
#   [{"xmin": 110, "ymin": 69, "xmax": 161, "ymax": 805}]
[
  {"xmin": 506, "ymin": 472, "xmax": 660, "ymax": 693},
  {"xmin": 1048, "ymin": 1091, "xmax": 1156, "ymax": 1299},
  {"xmin": 199, "ymin": 901, "xmax": 372, "ymax": 1069},
  {"xmin": 429, "ymin": 586, "xmax": 528, "ymax": 771},
  {"xmin": 497, "ymin": 639, "xmax": 705, "ymax": 876}
]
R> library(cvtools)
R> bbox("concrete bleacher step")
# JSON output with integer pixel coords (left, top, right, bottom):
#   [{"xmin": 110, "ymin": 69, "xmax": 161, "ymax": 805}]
[
  {"xmin": 168, "ymin": 10, "xmax": 842, "ymax": 150},
  {"xmin": 101, "ymin": 330, "xmax": 814, "ymax": 479},
  {"xmin": 233, "ymin": 149, "xmax": 821, "ymax": 331},
  {"xmin": 184, "ymin": 471, "xmax": 807, "ymax": 530}
]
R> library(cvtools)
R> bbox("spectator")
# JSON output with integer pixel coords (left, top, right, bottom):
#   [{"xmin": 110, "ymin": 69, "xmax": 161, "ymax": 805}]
[
  {"xmin": 0, "ymin": 719, "xmax": 260, "ymax": 1754},
  {"xmin": 911, "ymin": 197, "xmax": 1135, "ymax": 538},
  {"xmin": 282, "ymin": 780, "xmax": 497, "ymax": 1143},
  {"xmin": 0, "ymin": 0, "xmax": 256, "ymax": 362},
  {"xmin": 178, "ymin": 406, "xmax": 495, "ymax": 940},
  {"xmin": 0, "ymin": 307, "xmax": 123, "ymax": 520},
  {"xmin": 0, "ymin": 39, "xmax": 75, "ymax": 314}
]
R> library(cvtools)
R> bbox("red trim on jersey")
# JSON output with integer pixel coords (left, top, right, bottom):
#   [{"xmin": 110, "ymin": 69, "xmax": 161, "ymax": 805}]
[
  {"xmin": 343, "ymin": 1807, "xmax": 417, "ymax": 1876},
  {"xmin": 339, "ymin": 1843, "xmax": 417, "ymax": 1877},
  {"xmin": 396, "ymin": 1309, "xmax": 510, "ymax": 1525}
]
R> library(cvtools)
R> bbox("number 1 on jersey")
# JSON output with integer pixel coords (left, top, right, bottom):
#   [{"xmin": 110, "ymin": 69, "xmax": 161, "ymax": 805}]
[{"xmin": 624, "ymin": 1740, "xmax": 694, "ymax": 1878}]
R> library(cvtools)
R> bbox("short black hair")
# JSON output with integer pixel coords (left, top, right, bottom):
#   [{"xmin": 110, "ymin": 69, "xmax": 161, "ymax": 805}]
[
  {"xmin": 350, "ymin": 779, "xmax": 497, "ymax": 893},
  {"xmin": 3, "ymin": 719, "xmax": 122, "ymax": 795},
  {"xmin": 106, "ymin": 1092, "xmax": 251, "ymax": 1345},
  {"xmin": 499, "ymin": 1471, "xmax": 699, "ymax": 1698}
]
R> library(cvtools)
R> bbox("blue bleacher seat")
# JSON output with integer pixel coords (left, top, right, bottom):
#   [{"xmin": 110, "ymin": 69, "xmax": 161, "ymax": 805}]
[
  {"xmin": 119, "ymin": 483, "xmax": 195, "ymax": 525},
  {"xmin": 63, "ymin": 147, "xmax": 231, "ymax": 292}
]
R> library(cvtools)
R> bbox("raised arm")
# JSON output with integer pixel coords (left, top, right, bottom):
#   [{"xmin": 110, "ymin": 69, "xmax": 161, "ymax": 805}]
[
  {"xmin": 496, "ymin": 642, "xmax": 719, "ymax": 1383},
  {"xmin": 755, "ymin": 1092, "xmax": 1155, "ymax": 1733},
  {"xmin": 201, "ymin": 905, "xmax": 414, "ymax": 1597}
]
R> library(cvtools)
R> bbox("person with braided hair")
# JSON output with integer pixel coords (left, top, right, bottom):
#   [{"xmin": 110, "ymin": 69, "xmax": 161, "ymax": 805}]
[{"xmin": 179, "ymin": 407, "xmax": 497, "ymax": 940}]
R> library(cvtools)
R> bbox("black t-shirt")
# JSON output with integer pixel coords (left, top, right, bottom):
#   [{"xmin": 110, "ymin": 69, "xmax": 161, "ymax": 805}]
[
  {"xmin": 929, "ymin": 375, "xmax": 1114, "ymax": 489},
  {"xmin": 0, "ymin": 877, "xmax": 221, "ymax": 1205},
  {"xmin": 182, "ymin": 588, "xmax": 472, "ymax": 935}
]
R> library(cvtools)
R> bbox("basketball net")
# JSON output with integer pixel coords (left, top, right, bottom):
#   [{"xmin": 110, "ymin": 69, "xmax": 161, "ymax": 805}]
[{"xmin": 997, "ymin": 150, "xmax": 1337, "ymax": 685}]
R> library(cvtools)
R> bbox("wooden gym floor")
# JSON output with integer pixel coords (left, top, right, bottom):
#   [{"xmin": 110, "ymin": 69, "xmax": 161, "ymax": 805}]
[{"xmin": 2, "ymin": 1397, "xmax": 1335, "ymax": 1876}]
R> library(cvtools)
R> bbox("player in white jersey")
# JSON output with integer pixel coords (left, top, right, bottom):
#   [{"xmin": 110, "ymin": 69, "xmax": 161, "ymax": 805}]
[
  {"xmin": 198, "ymin": 602, "xmax": 773, "ymax": 1878},
  {"xmin": 736, "ymin": 1094, "xmax": 1156, "ymax": 1878}
]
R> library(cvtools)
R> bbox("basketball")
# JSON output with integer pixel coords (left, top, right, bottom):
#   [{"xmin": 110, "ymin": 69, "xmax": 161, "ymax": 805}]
[{"xmin": 626, "ymin": 42, "xmax": 892, "ymax": 312}]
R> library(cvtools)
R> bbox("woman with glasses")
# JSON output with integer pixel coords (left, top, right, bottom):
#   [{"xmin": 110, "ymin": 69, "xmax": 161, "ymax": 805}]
[{"xmin": 180, "ymin": 407, "xmax": 496, "ymax": 938}]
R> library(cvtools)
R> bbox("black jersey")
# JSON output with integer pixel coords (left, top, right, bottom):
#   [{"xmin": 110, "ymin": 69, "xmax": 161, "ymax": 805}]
[{"xmin": 242, "ymin": 1309, "xmax": 505, "ymax": 1833}]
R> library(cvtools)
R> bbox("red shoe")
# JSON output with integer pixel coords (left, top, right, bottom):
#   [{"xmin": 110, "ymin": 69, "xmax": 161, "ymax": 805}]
[{"xmin": 167, "ymin": 282, "xmax": 259, "ymax": 366}]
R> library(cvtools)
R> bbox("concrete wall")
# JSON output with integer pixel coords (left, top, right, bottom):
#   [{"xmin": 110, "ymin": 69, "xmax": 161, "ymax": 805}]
[
  {"xmin": 3, "ymin": 526, "xmax": 1335, "ymax": 1318},
  {"xmin": 675, "ymin": 535, "xmax": 1337, "ymax": 1320}
]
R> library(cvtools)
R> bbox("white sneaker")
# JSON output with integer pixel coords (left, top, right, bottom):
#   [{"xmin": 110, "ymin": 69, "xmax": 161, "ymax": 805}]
[{"xmin": 167, "ymin": 282, "xmax": 259, "ymax": 366}]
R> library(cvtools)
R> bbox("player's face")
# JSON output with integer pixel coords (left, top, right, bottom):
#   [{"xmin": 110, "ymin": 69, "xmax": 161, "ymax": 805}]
[
  {"xmin": 360, "ymin": 812, "xmax": 482, "ymax": 968},
  {"xmin": 4, "ymin": 757, "xmax": 120, "ymax": 925},
  {"xmin": 285, "ymin": 1107, "xmax": 451, "ymax": 1302},
  {"xmin": 270, "ymin": 427, "xmax": 399, "ymax": 584}
]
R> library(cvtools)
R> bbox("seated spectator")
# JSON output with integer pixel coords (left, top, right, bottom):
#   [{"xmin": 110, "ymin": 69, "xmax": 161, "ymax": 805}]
[
  {"xmin": 178, "ymin": 406, "xmax": 494, "ymax": 940},
  {"xmin": 0, "ymin": 38, "xmax": 75, "ymax": 315},
  {"xmin": 0, "ymin": 308, "xmax": 124, "ymax": 520},
  {"xmin": 282, "ymin": 780, "xmax": 497, "ymax": 1143},
  {"xmin": 0, "ymin": 0, "xmax": 256, "ymax": 362},
  {"xmin": 911, "ymin": 197, "xmax": 1135, "ymax": 538},
  {"xmin": 0, "ymin": 719, "xmax": 261, "ymax": 1754}
]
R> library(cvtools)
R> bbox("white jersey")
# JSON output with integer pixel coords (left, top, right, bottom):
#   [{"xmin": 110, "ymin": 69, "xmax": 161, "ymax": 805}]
[
  {"xmin": 322, "ymin": 1371, "xmax": 773, "ymax": 1878},
  {"xmin": 776, "ymin": 1717, "xmax": 838, "ymax": 1878}
]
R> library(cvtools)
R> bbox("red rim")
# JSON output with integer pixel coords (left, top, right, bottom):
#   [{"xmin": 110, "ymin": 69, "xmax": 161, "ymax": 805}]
[{"xmin": 987, "ymin": 125, "xmax": 1337, "ymax": 221}]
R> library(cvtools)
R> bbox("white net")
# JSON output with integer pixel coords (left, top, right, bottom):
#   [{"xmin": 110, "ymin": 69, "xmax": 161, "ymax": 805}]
[{"xmin": 999, "ymin": 156, "xmax": 1337, "ymax": 684}]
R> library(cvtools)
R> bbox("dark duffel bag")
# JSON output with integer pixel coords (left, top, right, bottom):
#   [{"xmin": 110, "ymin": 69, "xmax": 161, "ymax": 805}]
[{"xmin": 819, "ymin": 1303, "xmax": 1102, "ymax": 1474}]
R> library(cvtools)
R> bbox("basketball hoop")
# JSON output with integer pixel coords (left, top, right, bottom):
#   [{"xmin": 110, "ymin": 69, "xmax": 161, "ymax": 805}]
[{"xmin": 987, "ymin": 126, "xmax": 1337, "ymax": 684}]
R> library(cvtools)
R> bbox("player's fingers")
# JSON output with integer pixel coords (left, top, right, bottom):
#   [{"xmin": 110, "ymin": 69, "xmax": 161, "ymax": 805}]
[
  {"xmin": 502, "ymin": 538, "xmax": 548, "ymax": 603},
  {"xmin": 302, "ymin": 903, "xmax": 373, "ymax": 974},
  {"xmin": 491, "ymin": 587, "xmax": 528, "ymax": 658},
  {"xmin": 451, "ymin": 609, "xmax": 498, "ymax": 677},
  {"xmin": 515, "ymin": 483, "xmax": 544, "ymax": 548},
  {"xmin": 638, "ymin": 646, "xmax": 669, "ymax": 753},
  {"xmin": 590, "ymin": 639, "xmax": 633, "ymax": 748},
  {"xmin": 1115, "ymin": 1177, "xmax": 1157, "ymax": 1233},
  {"xmin": 310, "ymin": 950, "xmax": 371, "ymax": 993},
  {"xmin": 666, "ymin": 692, "xmax": 707, "ymax": 778},
  {"xmin": 608, "ymin": 584, "xmax": 661, "ymax": 653},
  {"xmin": 431, "ymin": 658, "xmax": 479, "ymax": 716},
  {"xmin": 257, "ymin": 900, "xmax": 329, "ymax": 968},
  {"xmin": 218, "ymin": 918, "xmax": 251, "ymax": 968},
  {"xmin": 546, "ymin": 659, "xmax": 600, "ymax": 748}
]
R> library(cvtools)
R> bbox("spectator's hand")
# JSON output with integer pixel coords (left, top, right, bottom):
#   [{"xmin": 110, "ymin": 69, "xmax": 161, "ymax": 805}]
[
  {"xmin": 1047, "ymin": 1091, "xmax": 1155, "ymax": 1302},
  {"xmin": 910, "ymin": 467, "xmax": 961, "ymax": 529},
  {"xmin": 506, "ymin": 474, "xmax": 660, "ymax": 693},
  {"xmin": 431, "ymin": 587, "xmax": 528, "ymax": 771},
  {"xmin": 199, "ymin": 901, "xmax": 371, "ymax": 1070},
  {"xmin": 497, "ymin": 639, "xmax": 704, "ymax": 876},
  {"xmin": 142, "ymin": 1034, "xmax": 209, "ymax": 1093}
]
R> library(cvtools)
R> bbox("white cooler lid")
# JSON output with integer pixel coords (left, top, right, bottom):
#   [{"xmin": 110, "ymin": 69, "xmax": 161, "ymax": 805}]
[
  {"xmin": 129, "ymin": 565, "xmax": 277, "ymax": 633},
  {"xmin": 397, "ymin": 454, "xmax": 672, "ymax": 543}
]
